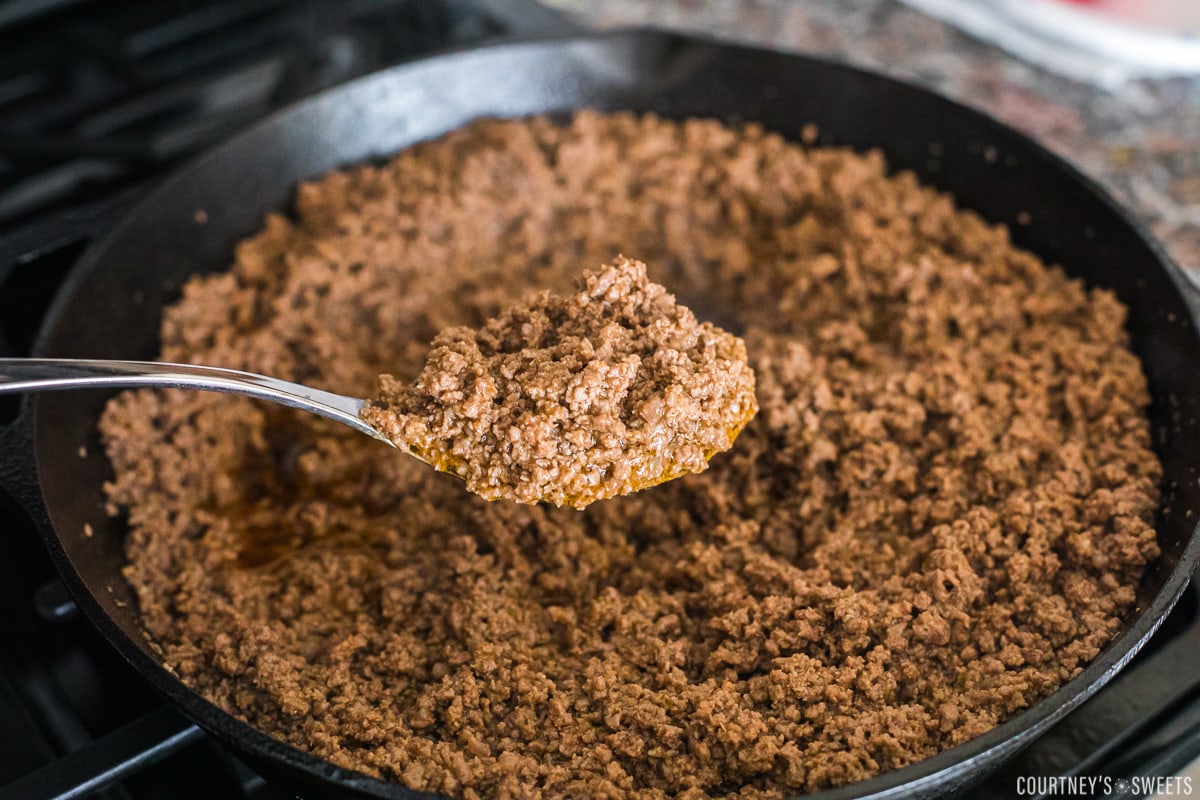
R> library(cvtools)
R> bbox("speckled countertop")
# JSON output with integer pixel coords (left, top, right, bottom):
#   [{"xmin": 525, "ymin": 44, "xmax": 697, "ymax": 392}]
[{"xmin": 544, "ymin": 0, "xmax": 1200, "ymax": 279}]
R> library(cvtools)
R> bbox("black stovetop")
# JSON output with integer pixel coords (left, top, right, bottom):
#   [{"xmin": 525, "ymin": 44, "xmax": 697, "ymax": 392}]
[{"xmin": 0, "ymin": 2, "xmax": 1198, "ymax": 799}]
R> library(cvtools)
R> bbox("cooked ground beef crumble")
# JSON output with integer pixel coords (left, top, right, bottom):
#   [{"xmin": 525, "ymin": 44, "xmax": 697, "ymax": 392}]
[
  {"xmin": 361, "ymin": 256, "xmax": 758, "ymax": 509},
  {"xmin": 99, "ymin": 111, "xmax": 1161, "ymax": 799}
]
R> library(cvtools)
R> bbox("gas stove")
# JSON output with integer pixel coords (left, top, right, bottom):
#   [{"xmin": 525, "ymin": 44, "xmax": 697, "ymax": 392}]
[{"xmin": 0, "ymin": 2, "xmax": 1198, "ymax": 799}]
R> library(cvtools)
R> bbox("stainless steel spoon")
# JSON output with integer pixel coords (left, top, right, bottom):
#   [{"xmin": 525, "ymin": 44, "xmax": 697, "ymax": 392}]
[{"xmin": 0, "ymin": 358, "xmax": 402, "ymax": 450}]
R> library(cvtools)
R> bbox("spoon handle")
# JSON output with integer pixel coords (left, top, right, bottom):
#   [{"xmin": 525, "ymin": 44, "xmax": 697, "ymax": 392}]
[{"xmin": 0, "ymin": 358, "xmax": 392, "ymax": 445}]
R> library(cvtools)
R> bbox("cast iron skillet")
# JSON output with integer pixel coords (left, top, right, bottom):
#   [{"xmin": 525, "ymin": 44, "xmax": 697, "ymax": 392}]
[{"xmin": 1, "ymin": 29, "xmax": 1199, "ymax": 800}]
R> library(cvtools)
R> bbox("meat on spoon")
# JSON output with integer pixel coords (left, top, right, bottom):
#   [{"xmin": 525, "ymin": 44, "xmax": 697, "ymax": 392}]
[
  {"xmin": 360, "ymin": 256, "xmax": 758, "ymax": 509},
  {"xmin": 0, "ymin": 257, "xmax": 754, "ymax": 511}
]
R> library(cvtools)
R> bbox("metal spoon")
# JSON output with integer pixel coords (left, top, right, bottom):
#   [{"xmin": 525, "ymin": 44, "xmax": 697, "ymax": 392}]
[{"xmin": 0, "ymin": 358, "xmax": 403, "ymax": 450}]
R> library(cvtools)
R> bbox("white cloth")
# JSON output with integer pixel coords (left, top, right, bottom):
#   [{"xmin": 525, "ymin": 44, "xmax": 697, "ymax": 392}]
[{"xmin": 899, "ymin": 0, "xmax": 1200, "ymax": 88}]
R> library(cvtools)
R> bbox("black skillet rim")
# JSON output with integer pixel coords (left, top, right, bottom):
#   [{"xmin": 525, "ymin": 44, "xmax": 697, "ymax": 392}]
[{"xmin": 28, "ymin": 27, "xmax": 1200, "ymax": 800}]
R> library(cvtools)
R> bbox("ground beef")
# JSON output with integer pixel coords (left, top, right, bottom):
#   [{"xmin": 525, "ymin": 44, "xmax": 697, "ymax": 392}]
[
  {"xmin": 361, "ymin": 256, "xmax": 757, "ymax": 509},
  {"xmin": 99, "ymin": 111, "xmax": 1161, "ymax": 799}
]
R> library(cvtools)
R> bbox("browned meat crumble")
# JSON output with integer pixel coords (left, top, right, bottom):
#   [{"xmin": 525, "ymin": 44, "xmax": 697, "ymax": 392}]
[
  {"xmin": 361, "ymin": 256, "xmax": 757, "ymax": 509},
  {"xmin": 99, "ymin": 111, "xmax": 1161, "ymax": 800}
]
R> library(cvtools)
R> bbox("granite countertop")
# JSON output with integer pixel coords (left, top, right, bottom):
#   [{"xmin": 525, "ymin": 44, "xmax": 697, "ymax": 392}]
[{"xmin": 544, "ymin": 0, "xmax": 1200, "ymax": 280}]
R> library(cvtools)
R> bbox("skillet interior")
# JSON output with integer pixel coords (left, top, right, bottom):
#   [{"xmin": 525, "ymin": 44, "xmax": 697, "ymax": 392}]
[{"xmin": 26, "ymin": 30, "xmax": 1200, "ymax": 799}]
